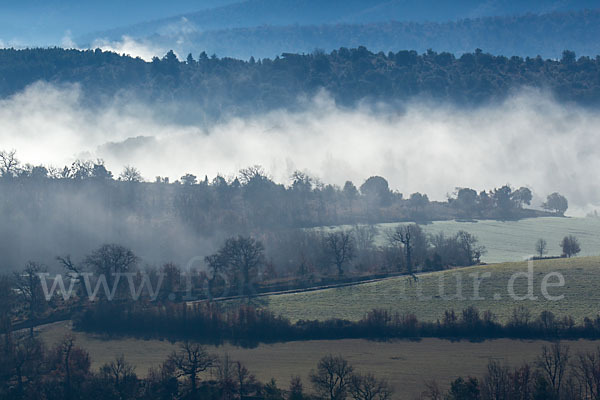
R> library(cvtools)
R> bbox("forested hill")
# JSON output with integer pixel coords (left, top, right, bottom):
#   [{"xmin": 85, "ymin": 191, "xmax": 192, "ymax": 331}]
[
  {"xmin": 80, "ymin": 0, "xmax": 599, "ymax": 44},
  {"xmin": 1, "ymin": 46, "xmax": 600, "ymax": 119},
  {"xmin": 151, "ymin": 9, "xmax": 600, "ymax": 60}
]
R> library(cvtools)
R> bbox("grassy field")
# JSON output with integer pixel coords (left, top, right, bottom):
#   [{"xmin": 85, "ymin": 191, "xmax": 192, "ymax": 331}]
[
  {"xmin": 318, "ymin": 216, "xmax": 600, "ymax": 263},
  {"xmin": 265, "ymin": 256, "xmax": 600, "ymax": 323},
  {"xmin": 37, "ymin": 321, "xmax": 600, "ymax": 400}
]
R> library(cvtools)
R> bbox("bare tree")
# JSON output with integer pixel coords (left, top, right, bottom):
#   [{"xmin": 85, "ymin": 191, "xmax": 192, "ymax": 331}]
[
  {"xmin": 14, "ymin": 262, "xmax": 47, "ymax": 337},
  {"xmin": 573, "ymin": 347, "xmax": 600, "ymax": 400},
  {"xmin": 535, "ymin": 239, "xmax": 548, "ymax": 258},
  {"xmin": 391, "ymin": 225, "xmax": 413, "ymax": 273},
  {"xmin": 168, "ymin": 341, "xmax": 216, "ymax": 396},
  {"xmin": 352, "ymin": 225, "xmax": 377, "ymax": 252},
  {"xmin": 310, "ymin": 355, "xmax": 354, "ymax": 400},
  {"xmin": 119, "ymin": 166, "xmax": 143, "ymax": 182},
  {"xmin": 234, "ymin": 360, "xmax": 257, "ymax": 399},
  {"xmin": 421, "ymin": 380, "xmax": 443, "ymax": 400},
  {"xmin": 216, "ymin": 354, "xmax": 237, "ymax": 400},
  {"xmin": 537, "ymin": 342, "xmax": 570, "ymax": 397},
  {"xmin": 10, "ymin": 334, "xmax": 45, "ymax": 396},
  {"xmin": 100, "ymin": 355, "xmax": 138, "ymax": 400},
  {"xmin": 238, "ymin": 165, "xmax": 268, "ymax": 185},
  {"xmin": 481, "ymin": 360, "xmax": 510, "ymax": 400},
  {"xmin": 208, "ymin": 236, "xmax": 265, "ymax": 297},
  {"xmin": 83, "ymin": 244, "xmax": 138, "ymax": 296},
  {"xmin": 349, "ymin": 373, "xmax": 393, "ymax": 400},
  {"xmin": 48, "ymin": 334, "xmax": 91, "ymax": 400},
  {"xmin": 325, "ymin": 232, "xmax": 355, "ymax": 276},
  {"xmin": 0, "ymin": 149, "xmax": 19, "ymax": 177}
]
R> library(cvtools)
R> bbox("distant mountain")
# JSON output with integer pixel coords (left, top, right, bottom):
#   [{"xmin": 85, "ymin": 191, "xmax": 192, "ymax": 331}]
[
  {"xmin": 79, "ymin": 0, "xmax": 599, "ymax": 45},
  {"xmin": 99, "ymin": 9, "xmax": 600, "ymax": 60},
  {"xmin": 0, "ymin": 0, "xmax": 238, "ymax": 46}
]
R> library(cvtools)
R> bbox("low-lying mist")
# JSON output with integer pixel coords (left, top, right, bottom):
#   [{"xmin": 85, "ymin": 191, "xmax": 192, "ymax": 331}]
[{"xmin": 2, "ymin": 82, "xmax": 598, "ymax": 211}]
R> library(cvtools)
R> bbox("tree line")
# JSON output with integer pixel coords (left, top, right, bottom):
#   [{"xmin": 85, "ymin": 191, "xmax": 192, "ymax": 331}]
[
  {"xmin": 0, "ymin": 226, "xmax": 486, "ymax": 332},
  {"xmin": 0, "ymin": 150, "xmax": 564, "ymax": 240},
  {"xmin": 2, "ymin": 45, "xmax": 600, "ymax": 123},
  {"xmin": 73, "ymin": 303, "xmax": 600, "ymax": 346},
  {"xmin": 0, "ymin": 326, "xmax": 392, "ymax": 400},
  {"xmin": 421, "ymin": 342, "xmax": 600, "ymax": 400}
]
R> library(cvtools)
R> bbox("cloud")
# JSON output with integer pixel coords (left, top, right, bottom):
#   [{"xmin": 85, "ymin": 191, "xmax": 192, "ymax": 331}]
[
  {"xmin": 1, "ymin": 82, "xmax": 599, "ymax": 215},
  {"xmin": 158, "ymin": 16, "xmax": 198, "ymax": 37},
  {"xmin": 91, "ymin": 35, "xmax": 170, "ymax": 61},
  {"xmin": 61, "ymin": 30, "xmax": 77, "ymax": 49}
]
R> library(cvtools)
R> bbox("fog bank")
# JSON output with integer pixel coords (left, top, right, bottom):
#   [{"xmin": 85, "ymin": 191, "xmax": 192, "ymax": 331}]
[{"xmin": 1, "ymin": 82, "xmax": 599, "ymax": 214}]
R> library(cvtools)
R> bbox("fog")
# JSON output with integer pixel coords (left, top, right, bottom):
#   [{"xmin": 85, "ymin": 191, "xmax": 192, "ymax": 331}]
[
  {"xmin": 91, "ymin": 36, "xmax": 172, "ymax": 62},
  {"xmin": 2, "ymin": 82, "xmax": 598, "ymax": 214}
]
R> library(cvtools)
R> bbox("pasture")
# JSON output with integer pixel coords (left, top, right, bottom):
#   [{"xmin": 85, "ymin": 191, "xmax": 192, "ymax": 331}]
[
  {"xmin": 317, "ymin": 216, "xmax": 600, "ymax": 263},
  {"xmin": 265, "ymin": 256, "xmax": 600, "ymax": 323},
  {"xmin": 37, "ymin": 321, "xmax": 600, "ymax": 400}
]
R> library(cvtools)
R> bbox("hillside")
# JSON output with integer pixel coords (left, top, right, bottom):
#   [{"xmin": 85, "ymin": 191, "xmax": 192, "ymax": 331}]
[
  {"xmin": 0, "ymin": 0, "xmax": 238, "ymax": 46},
  {"xmin": 79, "ymin": 0, "xmax": 599, "ymax": 44},
  {"xmin": 265, "ymin": 256, "xmax": 600, "ymax": 323},
  {"xmin": 148, "ymin": 9, "xmax": 600, "ymax": 59},
  {"xmin": 322, "ymin": 217, "xmax": 600, "ymax": 264},
  {"xmin": 2, "ymin": 46, "xmax": 600, "ymax": 121}
]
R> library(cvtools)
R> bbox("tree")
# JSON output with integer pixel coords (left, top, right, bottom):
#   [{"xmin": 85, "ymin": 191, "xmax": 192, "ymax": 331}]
[
  {"xmin": 560, "ymin": 235, "xmax": 581, "ymax": 258},
  {"xmin": 535, "ymin": 239, "xmax": 548, "ymax": 258},
  {"xmin": 390, "ymin": 225, "xmax": 427, "ymax": 273},
  {"xmin": 7, "ymin": 334, "xmax": 45, "ymax": 397},
  {"xmin": 238, "ymin": 165, "xmax": 268, "ymax": 185},
  {"xmin": 159, "ymin": 263, "xmax": 181, "ymax": 301},
  {"xmin": 83, "ymin": 244, "xmax": 139, "ymax": 297},
  {"xmin": 492, "ymin": 185, "xmax": 515, "ymax": 218},
  {"xmin": 349, "ymin": 373, "xmax": 393, "ymax": 400},
  {"xmin": 91, "ymin": 161, "xmax": 113, "ymax": 180},
  {"xmin": 536, "ymin": 342, "xmax": 570, "ymax": 397},
  {"xmin": 446, "ymin": 377, "xmax": 480, "ymax": 400},
  {"xmin": 83, "ymin": 244, "xmax": 138, "ymax": 276},
  {"xmin": 325, "ymin": 232, "xmax": 355, "ymax": 276},
  {"xmin": 455, "ymin": 188, "xmax": 478, "ymax": 216},
  {"xmin": 99, "ymin": 355, "xmax": 139, "ymax": 400},
  {"xmin": 234, "ymin": 360, "xmax": 257, "ymax": 399},
  {"xmin": 14, "ymin": 262, "xmax": 47, "ymax": 337},
  {"xmin": 310, "ymin": 355, "xmax": 354, "ymax": 400},
  {"xmin": 343, "ymin": 181, "xmax": 359, "ymax": 201},
  {"xmin": 573, "ymin": 347, "xmax": 600, "ymax": 400},
  {"xmin": 216, "ymin": 354, "xmax": 237, "ymax": 400},
  {"xmin": 408, "ymin": 192, "xmax": 429, "ymax": 213},
  {"xmin": 208, "ymin": 236, "xmax": 265, "ymax": 296},
  {"xmin": 511, "ymin": 187, "xmax": 533, "ymax": 208},
  {"xmin": 119, "ymin": 166, "xmax": 143, "ymax": 182},
  {"xmin": 289, "ymin": 376, "xmax": 304, "ymax": 400},
  {"xmin": 352, "ymin": 225, "xmax": 378, "ymax": 267},
  {"xmin": 264, "ymin": 378, "xmax": 284, "ymax": 400},
  {"xmin": 456, "ymin": 231, "xmax": 486, "ymax": 265},
  {"xmin": 543, "ymin": 193, "xmax": 568, "ymax": 216},
  {"xmin": 0, "ymin": 149, "xmax": 19, "ymax": 177},
  {"xmin": 180, "ymin": 173, "xmax": 197, "ymax": 185},
  {"xmin": 46, "ymin": 335, "xmax": 91, "ymax": 400},
  {"xmin": 360, "ymin": 176, "xmax": 390, "ymax": 206},
  {"xmin": 168, "ymin": 342, "xmax": 216, "ymax": 396}
]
